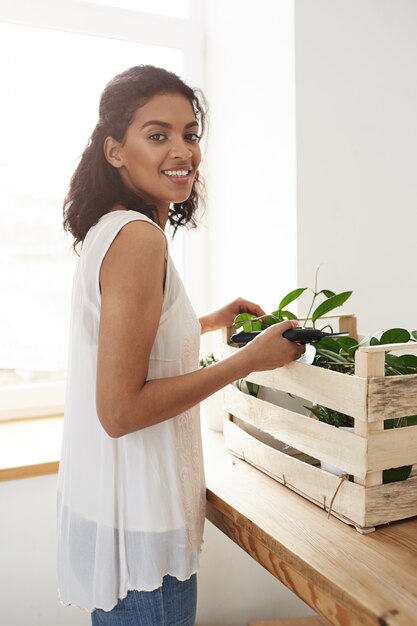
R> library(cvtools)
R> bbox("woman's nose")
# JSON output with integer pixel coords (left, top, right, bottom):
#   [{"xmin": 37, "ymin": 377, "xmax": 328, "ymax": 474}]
[{"xmin": 169, "ymin": 139, "xmax": 193, "ymax": 159}]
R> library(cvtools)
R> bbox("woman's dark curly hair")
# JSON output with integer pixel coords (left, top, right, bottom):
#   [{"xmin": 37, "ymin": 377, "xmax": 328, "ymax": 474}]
[{"xmin": 63, "ymin": 65, "xmax": 207, "ymax": 250}]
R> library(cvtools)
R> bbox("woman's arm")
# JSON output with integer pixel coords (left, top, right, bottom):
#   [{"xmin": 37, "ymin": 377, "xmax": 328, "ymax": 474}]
[
  {"xmin": 198, "ymin": 298, "xmax": 265, "ymax": 334},
  {"xmin": 96, "ymin": 222, "xmax": 304, "ymax": 438}
]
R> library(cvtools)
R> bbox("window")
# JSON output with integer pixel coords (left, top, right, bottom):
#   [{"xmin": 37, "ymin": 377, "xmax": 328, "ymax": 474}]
[{"xmin": 0, "ymin": 0, "xmax": 203, "ymax": 418}]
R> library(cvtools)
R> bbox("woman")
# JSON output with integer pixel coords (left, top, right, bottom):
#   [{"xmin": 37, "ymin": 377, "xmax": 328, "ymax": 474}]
[{"xmin": 57, "ymin": 65, "xmax": 304, "ymax": 625}]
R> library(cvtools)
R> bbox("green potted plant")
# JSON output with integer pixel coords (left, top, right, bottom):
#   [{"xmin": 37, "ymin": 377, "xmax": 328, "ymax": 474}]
[
  {"xmin": 311, "ymin": 327, "xmax": 417, "ymax": 482},
  {"xmin": 231, "ymin": 279, "xmax": 417, "ymax": 484}
]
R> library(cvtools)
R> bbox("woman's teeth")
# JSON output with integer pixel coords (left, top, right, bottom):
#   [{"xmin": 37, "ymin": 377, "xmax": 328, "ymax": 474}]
[{"xmin": 163, "ymin": 170, "xmax": 189, "ymax": 177}]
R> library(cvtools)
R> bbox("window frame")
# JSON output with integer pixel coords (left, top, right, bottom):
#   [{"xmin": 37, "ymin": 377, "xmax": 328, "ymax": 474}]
[{"xmin": 0, "ymin": 0, "xmax": 206, "ymax": 420}]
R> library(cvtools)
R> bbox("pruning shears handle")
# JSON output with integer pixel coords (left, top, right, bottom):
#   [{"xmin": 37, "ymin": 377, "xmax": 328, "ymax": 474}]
[{"xmin": 230, "ymin": 329, "xmax": 349, "ymax": 345}]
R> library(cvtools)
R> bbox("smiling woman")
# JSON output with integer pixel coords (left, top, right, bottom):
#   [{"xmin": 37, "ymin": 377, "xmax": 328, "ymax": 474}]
[
  {"xmin": 62, "ymin": 66, "xmax": 206, "ymax": 249},
  {"xmin": 57, "ymin": 64, "xmax": 304, "ymax": 625}
]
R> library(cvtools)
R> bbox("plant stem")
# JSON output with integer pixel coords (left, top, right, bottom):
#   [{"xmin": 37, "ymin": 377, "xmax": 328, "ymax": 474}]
[{"xmin": 303, "ymin": 289, "xmax": 318, "ymax": 329}]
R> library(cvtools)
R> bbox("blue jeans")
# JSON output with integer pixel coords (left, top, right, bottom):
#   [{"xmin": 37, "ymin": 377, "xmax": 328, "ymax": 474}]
[{"xmin": 91, "ymin": 574, "xmax": 197, "ymax": 626}]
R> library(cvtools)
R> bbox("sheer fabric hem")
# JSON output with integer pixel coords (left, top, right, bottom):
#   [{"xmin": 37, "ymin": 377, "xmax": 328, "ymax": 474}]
[{"xmin": 57, "ymin": 566, "xmax": 201, "ymax": 613}]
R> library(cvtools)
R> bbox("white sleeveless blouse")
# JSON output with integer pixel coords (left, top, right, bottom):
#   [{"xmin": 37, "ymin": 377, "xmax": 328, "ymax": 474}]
[{"xmin": 57, "ymin": 210, "xmax": 206, "ymax": 612}]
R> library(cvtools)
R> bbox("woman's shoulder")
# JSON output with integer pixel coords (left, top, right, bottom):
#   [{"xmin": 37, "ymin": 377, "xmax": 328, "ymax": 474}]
[
  {"xmin": 111, "ymin": 215, "xmax": 166, "ymax": 252},
  {"xmin": 84, "ymin": 209, "xmax": 166, "ymax": 252},
  {"xmin": 99, "ymin": 208, "xmax": 162, "ymax": 230}
]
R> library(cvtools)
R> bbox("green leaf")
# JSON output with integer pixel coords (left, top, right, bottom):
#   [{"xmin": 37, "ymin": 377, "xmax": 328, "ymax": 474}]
[
  {"xmin": 320, "ymin": 289, "xmax": 336, "ymax": 298},
  {"xmin": 309, "ymin": 405, "xmax": 350, "ymax": 427},
  {"xmin": 311, "ymin": 291, "xmax": 352, "ymax": 322},
  {"xmin": 314, "ymin": 337, "xmax": 341, "ymax": 354},
  {"xmin": 270, "ymin": 309, "xmax": 283, "ymax": 322},
  {"xmin": 385, "ymin": 353, "xmax": 417, "ymax": 376},
  {"xmin": 233, "ymin": 313, "xmax": 250, "ymax": 328},
  {"xmin": 233, "ymin": 313, "xmax": 262, "ymax": 332},
  {"xmin": 308, "ymin": 405, "xmax": 328, "ymax": 420},
  {"xmin": 411, "ymin": 331, "xmax": 417, "ymax": 341},
  {"xmin": 385, "ymin": 415, "xmax": 417, "ymax": 428},
  {"xmin": 358, "ymin": 331, "xmax": 380, "ymax": 346},
  {"xmin": 246, "ymin": 382, "xmax": 260, "ymax": 397},
  {"xmin": 379, "ymin": 328, "xmax": 410, "ymax": 344},
  {"xmin": 370, "ymin": 336, "xmax": 380, "ymax": 346},
  {"xmin": 278, "ymin": 288, "xmax": 307, "ymax": 311},
  {"xmin": 262, "ymin": 315, "xmax": 279, "ymax": 328},
  {"xmin": 387, "ymin": 354, "xmax": 417, "ymax": 369},
  {"xmin": 248, "ymin": 319, "xmax": 262, "ymax": 331},
  {"xmin": 315, "ymin": 349, "xmax": 351, "ymax": 364},
  {"xmin": 385, "ymin": 354, "xmax": 411, "ymax": 375},
  {"xmin": 280, "ymin": 309, "xmax": 298, "ymax": 320},
  {"xmin": 383, "ymin": 465, "xmax": 412, "ymax": 483},
  {"xmin": 199, "ymin": 353, "xmax": 218, "ymax": 367},
  {"xmin": 337, "ymin": 337, "xmax": 359, "ymax": 354}
]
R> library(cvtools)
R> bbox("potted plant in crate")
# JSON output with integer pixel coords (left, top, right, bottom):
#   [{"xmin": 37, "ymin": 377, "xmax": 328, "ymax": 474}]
[
  {"xmin": 311, "ymin": 326, "xmax": 417, "ymax": 483},
  {"xmin": 231, "ymin": 282, "xmax": 417, "ymax": 485}
]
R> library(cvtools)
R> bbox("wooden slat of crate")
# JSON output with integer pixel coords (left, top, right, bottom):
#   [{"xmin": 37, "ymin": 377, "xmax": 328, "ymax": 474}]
[
  {"xmin": 368, "ymin": 374, "xmax": 417, "ymax": 420},
  {"xmin": 360, "ymin": 342, "xmax": 417, "ymax": 353},
  {"xmin": 224, "ymin": 385, "xmax": 368, "ymax": 478},
  {"xmin": 354, "ymin": 350, "xmax": 385, "ymax": 487},
  {"xmin": 224, "ymin": 418, "xmax": 417, "ymax": 530},
  {"xmin": 367, "ymin": 425, "xmax": 417, "ymax": 471},
  {"xmin": 222, "ymin": 344, "xmax": 368, "ymax": 420},
  {"xmin": 364, "ymin": 476, "xmax": 417, "ymax": 526},
  {"xmin": 223, "ymin": 418, "xmax": 367, "ymax": 530}
]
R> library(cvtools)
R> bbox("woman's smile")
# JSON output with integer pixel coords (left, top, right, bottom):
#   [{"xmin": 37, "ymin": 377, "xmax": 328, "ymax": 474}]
[{"xmin": 161, "ymin": 168, "xmax": 193, "ymax": 184}]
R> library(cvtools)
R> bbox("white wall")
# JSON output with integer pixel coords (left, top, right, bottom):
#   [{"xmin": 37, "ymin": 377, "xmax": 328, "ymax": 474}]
[
  {"xmin": 199, "ymin": 0, "xmax": 315, "ymax": 622},
  {"xmin": 295, "ymin": 0, "xmax": 417, "ymax": 333},
  {"xmin": 200, "ymin": 0, "xmax": 417, "ymax": 622},
  {"xmin": 0, "ymin": 475, "xmax": 89, "ymax": 626},
  {"xmin": 203, "ymin": 0, "xmax": 298, "ymax": 325}
]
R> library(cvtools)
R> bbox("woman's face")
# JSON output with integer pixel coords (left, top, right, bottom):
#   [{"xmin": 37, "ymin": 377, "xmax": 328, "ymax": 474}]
[{"xmin": 107, "ymin": 92, "xmax": 202, "ymax": 215}]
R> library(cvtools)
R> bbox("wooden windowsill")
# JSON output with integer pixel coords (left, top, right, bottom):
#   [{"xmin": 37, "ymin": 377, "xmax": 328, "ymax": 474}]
[{"xmin": 0, "ymin": 415, "xmax": 63, "ymax": 481}]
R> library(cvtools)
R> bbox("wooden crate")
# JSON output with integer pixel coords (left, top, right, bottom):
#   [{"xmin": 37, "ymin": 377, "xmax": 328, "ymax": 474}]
[{"xmin": 222, "ymin": 315, "xmax": 417, "ymax": 533}]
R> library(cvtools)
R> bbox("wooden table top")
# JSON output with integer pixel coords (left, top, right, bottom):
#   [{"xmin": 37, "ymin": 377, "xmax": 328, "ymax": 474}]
[
  {"xmin": 202, "ymin": 429, "xmax": 417, "ymax": 626},
  {"xmin": 3, "ymin": 417, "xmax": 417, "ymax": 625}
]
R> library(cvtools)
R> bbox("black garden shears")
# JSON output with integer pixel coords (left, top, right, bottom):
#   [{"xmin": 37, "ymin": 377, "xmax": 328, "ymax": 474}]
[{"xmin": 230, "ymin": 328, "xmax": 349, "ymax": 345}]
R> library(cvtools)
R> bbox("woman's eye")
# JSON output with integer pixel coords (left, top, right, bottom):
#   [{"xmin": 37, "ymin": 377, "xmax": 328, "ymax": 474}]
[
  {"xmin": 185, "ymin": 133, "xmax": 201, "ymax": 143},
  {"xmin": 149, "ymin": 133, "xmax": 167, "ymax": 141}
]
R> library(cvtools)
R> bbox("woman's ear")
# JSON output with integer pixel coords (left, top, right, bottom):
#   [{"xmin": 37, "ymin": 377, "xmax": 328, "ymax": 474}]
[{"xmin": 103, "ymin": 136, "xmax": 124, "ymax": 168}]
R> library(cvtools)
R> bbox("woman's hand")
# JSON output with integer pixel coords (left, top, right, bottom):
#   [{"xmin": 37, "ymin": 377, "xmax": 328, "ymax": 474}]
[
  {"xmin": 236, "ymin": 320, "xmax": 306, "ymax": 375},
  {"xmin": 199, "ymin": 297, "xmax": 266, "ymax": 334}
]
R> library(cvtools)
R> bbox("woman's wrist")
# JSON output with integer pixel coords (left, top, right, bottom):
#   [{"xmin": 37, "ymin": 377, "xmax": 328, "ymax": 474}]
[
  {"xmin": 198, "ymin": 315, "xmax": 208, "ymax": 334},
  {"xmin": 198, "ymin": 312, "xmax": 220, "ymax": 335},
  {"xmin": 214, "ymin": 345, "xmax": 252, "ymax": 383}
]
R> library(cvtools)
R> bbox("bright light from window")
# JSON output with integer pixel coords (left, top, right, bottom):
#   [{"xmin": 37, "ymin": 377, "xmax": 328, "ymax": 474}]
[
  {"xmin": 0, "ymin": 21, "xmax": 183, "ymax": 386},
  {"xmin": 75, "ymin": 0, "xmax": 190, "ymax": 18}
]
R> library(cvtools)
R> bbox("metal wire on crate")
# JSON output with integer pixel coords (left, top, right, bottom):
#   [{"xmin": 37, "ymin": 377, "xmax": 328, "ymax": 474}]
[{"xmin": 327, "ymin": 473, "xmax": 348, "ymax": 519}]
